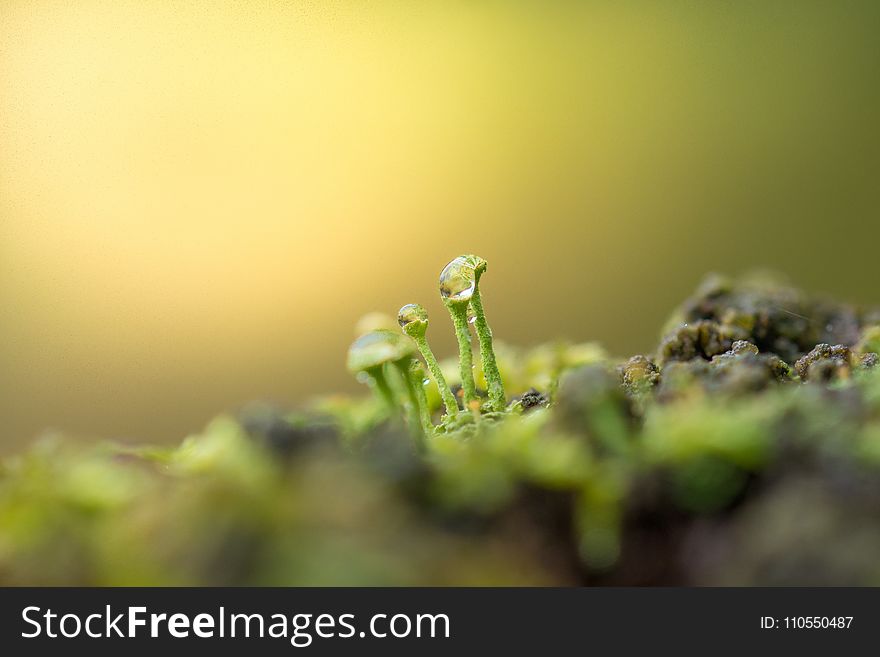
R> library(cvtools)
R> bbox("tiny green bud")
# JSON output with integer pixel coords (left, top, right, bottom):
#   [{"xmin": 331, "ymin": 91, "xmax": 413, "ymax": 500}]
[
  {"xmin": 347, "ymin": 329, "xmax": 416, "ymax": 413},
  {"xmin": 346, "ymin": 329, "xmax": 416, "ymax": 374}
]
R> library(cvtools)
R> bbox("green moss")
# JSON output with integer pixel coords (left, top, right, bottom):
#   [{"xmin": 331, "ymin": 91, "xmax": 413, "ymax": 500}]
[{"xmin": 2, "ymin": 273, "xmax": 880, "ymax": 585}]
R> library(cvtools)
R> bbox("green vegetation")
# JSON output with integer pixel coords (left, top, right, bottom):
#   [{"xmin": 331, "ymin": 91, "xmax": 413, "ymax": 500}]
[
  {"xmin": 397, "ymin": 303, "xmax": 458, "ymax": 420},
  {"xmin": 2, "ymin": 270, "xmax": 880, "ymax": 585}
]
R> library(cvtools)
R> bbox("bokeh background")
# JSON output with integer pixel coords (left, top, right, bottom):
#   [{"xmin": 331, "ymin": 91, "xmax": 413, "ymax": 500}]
[{"xmin": 2, "ymin": 0, "xmax": 879, "ymax": 452}]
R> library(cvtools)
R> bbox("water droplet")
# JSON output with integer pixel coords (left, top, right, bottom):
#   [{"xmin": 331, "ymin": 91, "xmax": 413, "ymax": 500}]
[
  {"xmin": 467, "ymin": 310, "xmax": 477, "ymax": 324},
  {"xmin": 439, "ymin": 255, "xmax": 486, "ymax": 302},
  {"xmin": 347, "ymin": 329, "xmax": 415, "ymax": 373},
  {"xmin": 398, "ymin": 303, "xmax": 428, "ymax": 329},
  {"xmin": 422, "ymin": 378, "xmax": 430, "ymax": 386}
]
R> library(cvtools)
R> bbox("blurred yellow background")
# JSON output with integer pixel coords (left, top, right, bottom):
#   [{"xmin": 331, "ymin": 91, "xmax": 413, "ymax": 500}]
[{"xmin": 2, "ymin": 1, "xmax": 879, "ymax": 450}]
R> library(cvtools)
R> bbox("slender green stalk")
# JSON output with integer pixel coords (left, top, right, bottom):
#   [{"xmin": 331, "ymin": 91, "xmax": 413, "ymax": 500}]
[
  {"xmin": 469, "ymin": 286, "xmax": 506, "ymax": 411},
  {"xmin": 414, "ymin": 335, "xmax": 458, "ymax": 417},
  {"xmin": 446, "ymin": 300, "xmax": 477, "ymax": 404},
  {"xmin": 397, "ymin": 303, "xmax": 459, "ymax": 419},
  {"xmin": 347, "ymin": 329, "xmax": 417, "ymax": 421},
  {"xmin": 368, "ymin": 365, "xmax": 397, "ymax": 413},
  {"xmin": 407, "ymin": 361, "xmax": 434, "ymax": 439},
  {"xmin": 394, "ymin": 361, "xmax": 427, "ymax": 451}
]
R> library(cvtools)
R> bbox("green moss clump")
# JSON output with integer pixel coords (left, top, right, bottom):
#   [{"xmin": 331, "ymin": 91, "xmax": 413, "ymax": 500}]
[{"xmin": 2, "ymin": 273, "xmax": 880, "ymax": 585}]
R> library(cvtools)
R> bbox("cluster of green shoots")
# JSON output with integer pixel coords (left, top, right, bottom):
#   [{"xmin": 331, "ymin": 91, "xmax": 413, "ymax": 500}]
[{"xmin": 346, "ymin": 255, "xmax": 507, "ymax": 447}]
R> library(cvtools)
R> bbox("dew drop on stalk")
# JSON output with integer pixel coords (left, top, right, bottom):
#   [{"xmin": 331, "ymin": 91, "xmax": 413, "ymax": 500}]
[
  {"xmin": 398, "ymin": 303, "xmax": 429, "ymax": 332},
  {"xmin": 439, "ymin": 256, "xmax": 479, "ymax": 302},
  {"xmin": 438, "ymin": 254, "xmax": 488, "ymax": 408}
]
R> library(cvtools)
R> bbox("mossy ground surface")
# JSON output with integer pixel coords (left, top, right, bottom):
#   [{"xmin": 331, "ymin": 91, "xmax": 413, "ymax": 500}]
[{"xmin": 2, "ymin": 274, "xmax": 880, "ymax": 585}]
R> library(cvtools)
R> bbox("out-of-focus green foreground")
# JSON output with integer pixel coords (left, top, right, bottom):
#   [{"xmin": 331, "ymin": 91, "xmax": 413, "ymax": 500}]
[{"xmin": 2, "ymin": 275, "xmax": 880, "ymax": 586}]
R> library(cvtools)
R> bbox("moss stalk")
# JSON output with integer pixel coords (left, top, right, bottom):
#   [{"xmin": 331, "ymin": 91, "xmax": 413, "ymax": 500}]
[
  {"xmin": 414, "ymin": 335, "xmax": 459, "ymax": 417},
  {"xmin": 394, "ymin": 361, "xmax": 427, "ymax": 451},
  {"xmin": 446, "ymin": 300, "xmax": 478, "ymax": 405},
  {"xmin": 469, "ymin": 286, "xmax": 506, "ymax": 411}
]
